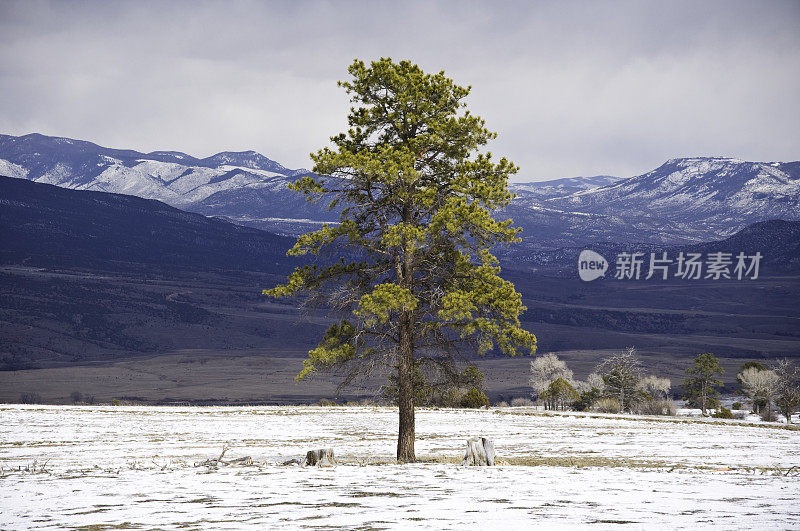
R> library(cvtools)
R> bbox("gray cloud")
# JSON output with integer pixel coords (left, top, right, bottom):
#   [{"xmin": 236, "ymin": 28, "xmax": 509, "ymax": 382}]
[{"xmin": 1, "ymin": 0, "xmax": 798, "ymax": 180}]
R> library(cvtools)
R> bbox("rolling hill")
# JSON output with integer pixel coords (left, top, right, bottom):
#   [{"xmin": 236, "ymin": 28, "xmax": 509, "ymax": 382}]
[{"xmin": 0, "ymin": 175, "xmax": 295, "ymax": 272}]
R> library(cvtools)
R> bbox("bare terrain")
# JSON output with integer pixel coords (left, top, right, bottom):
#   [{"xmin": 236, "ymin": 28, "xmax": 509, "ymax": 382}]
[{"xmin": 2, "ymin": 264, "xmax": 798, "ymax": 403}]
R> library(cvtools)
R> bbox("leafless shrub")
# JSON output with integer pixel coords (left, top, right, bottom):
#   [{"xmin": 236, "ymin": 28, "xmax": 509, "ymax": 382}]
[
  {"xmin": 530, "ymin": 353, "xmax": 574, "ymax": 398},
  {"xmin": 596, "ymin": 347, "xmax": 643, "ymax": 412},
  {"xmin": 510, "ymin": 397, "xmax": 534, "ymax": 407},
  {"xmin": 576, "ymin": 372, "xmax": 606, "ymax": 393},
  {"xmin": 594, "ymin": 397, "xmax": 621, "ymax": 413},
  {"xmin": 738, "ymin": 367, "xmax": 778, "ymax": 414},
  {"xmin": 773, "ymin": 359, "xmax": 800, "ymax": 424},
  {"xmin": 638, "ymin": 376, "xmax": 671, "ymax": 399},
  {"xmin": 761, "ymin": 408, "xmax": 778, "ymax": 422},
  {"xmin": 637, "ymin": 398, "xmax": 677, "ymax": 416}
]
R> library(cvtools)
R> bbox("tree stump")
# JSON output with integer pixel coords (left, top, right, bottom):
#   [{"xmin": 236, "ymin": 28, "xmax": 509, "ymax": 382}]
[
  {"xmin": 304, "ymin": 448, "xmax": 337, "ymax": 467},
  {"xmin": 462, "ymin": 437, "xmax": 495, "ymax": 466}
]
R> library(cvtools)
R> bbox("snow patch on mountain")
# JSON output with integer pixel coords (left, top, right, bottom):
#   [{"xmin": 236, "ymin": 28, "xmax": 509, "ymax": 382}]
[
  {"xmin": 36, "ymin": 163, "xmax": 74, "ymax": 186},
  {"xmin": 0, "ymin": 159, "xmax": 28, "ymax": 180},
  {"xmin": 510, "ymin": 175, "xmax": 622, "ymax": 200}
]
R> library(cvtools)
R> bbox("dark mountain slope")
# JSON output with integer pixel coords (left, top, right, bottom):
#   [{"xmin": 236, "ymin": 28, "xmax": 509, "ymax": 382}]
[
  {"xmin": 689, "ymin": 219, "xmax": 800, "ymax": 271},
  {"xmin": 500, "ymin": 219, "xmax": 800, "ymax": 276},
  {"xmin": 0, "ymin": 176, "xmax": 295, "ymax": 272}
]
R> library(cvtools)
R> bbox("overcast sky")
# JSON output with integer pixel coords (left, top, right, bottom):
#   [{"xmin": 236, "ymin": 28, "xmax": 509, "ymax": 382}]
[{"xmin": 1, "ymin": 0, "xmax": 798, "ymax": 181}]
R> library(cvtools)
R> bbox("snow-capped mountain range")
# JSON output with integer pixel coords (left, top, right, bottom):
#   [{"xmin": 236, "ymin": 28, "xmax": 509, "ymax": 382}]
[
  {"xmin": 1, "ymin": 133, "xmax": 798, "ymax": 249},
  {"xmin": 511, "ymin": 175, "xmax": 621, "ymax": 199},
  {"xmin": 501, "ymin": 157, "xmax": 800, "ymax": 251},
  {"xmin": 0, "ymin": 133, "xmax": 328, "ymax": 225},
  {"xmin": 547, "ymin": 157, "xmax": 800, "ymax": 232}
]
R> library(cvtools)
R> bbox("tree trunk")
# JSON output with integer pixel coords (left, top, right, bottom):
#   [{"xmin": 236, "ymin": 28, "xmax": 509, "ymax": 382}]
[
  {"xmin": 396, "ymin": 310, "xmax": 415, "ymax": 463},
  {"xmin": 396, "ymin": 199, "xmax": 416, "ymax": 464},
  {"xmin": 701, "ymin": 381, "xmax": 707, "ymax": 415}
]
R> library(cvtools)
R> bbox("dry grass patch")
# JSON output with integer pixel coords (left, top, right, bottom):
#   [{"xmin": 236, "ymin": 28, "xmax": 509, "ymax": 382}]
[
  {"xmin": 349, "ymin": 454, "xmax": 671, "ymax": 469},
  {"xmin": 496, "ymin": 409, "xmax": 800, "ymax": 431}
]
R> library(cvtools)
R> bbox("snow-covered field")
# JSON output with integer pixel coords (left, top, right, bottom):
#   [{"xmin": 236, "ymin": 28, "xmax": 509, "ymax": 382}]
[{"xmin": 1, "ymin": 405, "xmax": 798, "ymax": 529}]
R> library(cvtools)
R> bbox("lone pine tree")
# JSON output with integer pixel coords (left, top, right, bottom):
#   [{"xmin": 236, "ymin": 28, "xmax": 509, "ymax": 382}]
[
  {"xmin": 683, "ymin": 352, "xmax": 724, "ymax": 415},
  {"xmin": 265, "ymin": 58, "xmax": 536, "ymax": 462}
]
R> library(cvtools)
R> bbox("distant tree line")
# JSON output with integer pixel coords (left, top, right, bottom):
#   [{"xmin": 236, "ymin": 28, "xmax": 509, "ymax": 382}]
[
  {"xmin": 528, "ymin": 348, "xmax": 676, "ymax": 416},
  {"xmin": 527, "ymin": 349, "xmax": 800, "ymax": 423},
  {"xmin": 735, "ymin": 360, "xmax": 800, "ymax": 422}
]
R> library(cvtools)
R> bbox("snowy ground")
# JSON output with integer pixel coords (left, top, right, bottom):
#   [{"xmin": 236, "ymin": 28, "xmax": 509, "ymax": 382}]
[{"xmin": 1, "ymin": 405, "xmax": 798, "ymax": 529}]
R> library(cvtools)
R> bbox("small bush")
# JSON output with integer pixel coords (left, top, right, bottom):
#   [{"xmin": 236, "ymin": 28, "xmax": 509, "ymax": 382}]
[
  {"xmin": 760, "ymin": 408, "xmax": 777, "ymax": 422},
  {"xmin": 594, "ymin": 397, "xmax": 621, "ymax": 413},
  {"xmin": 496, "ymin": 401, "xmax": 509, "ymax": 408},
  {"xmin": 539, "ymin": 378, "xmax": 579, "ymax": 410},
  {"xmin": 637, "ymin": 398, "xmax": 677, "ymax": 416},
  {"xmin": 317, "ymin": 398, "xmax": 337, "ymax": 407},
  {"xmin": 111, "ymin": 398, "xmax": 121, "ymax": 406},
  {"xmin": 19, "ymin": 392, "xmax": 42, "ymax": 404},
  {"xmin": 574, "ymin": 388, "xmax": 602, "ymax": 411},
  {"xmin": 439, "ymin": 388, "xmax": 463, "ymax": 408},
  {"xmin": 637, "ymin": 399, "xmax": 659, "ymax": 415},
  {"xmin": 712, "ymin": 407, "xmax": 734, "ymax": 419},
  {"xmin": 510, "ymin": 397, "xmax": 534, "ymax": 407},
  {"xmin": 731, "ymin": 402, "xmax": 744, "ymax": 410},
  {"xmin": 70, "ymin": 391, "xmax": 83, "ymax": 404},
  {"xmin": 460, "ymin": 387, "xmax": 489, "ymax": 409},
  {"xmin": 661, "ymin": 399, "xmax": 677, "ymax": 416}
]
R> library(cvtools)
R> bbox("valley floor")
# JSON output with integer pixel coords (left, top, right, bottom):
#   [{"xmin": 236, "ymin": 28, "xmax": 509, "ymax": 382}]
[{"xmin": 0, "ymin": 406, "xmax": 798, "ymax": 529}]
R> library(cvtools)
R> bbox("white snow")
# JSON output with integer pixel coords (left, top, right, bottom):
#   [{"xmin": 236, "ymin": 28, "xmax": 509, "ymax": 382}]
[
  {"xmin": 557, "ymin": 159, "xmax": 800, "ymax": 221},
  {"xmin": 34, "ymin": 163, "xmax": 73, "ymax": 186},
  {"xmin": 0, "ymin": 405, "xmax": 797, "ymax": 529},
  {"xmin": 0, "ymin": 159, "xmax": 29, "ymax": 180},
  {"xmin": 83, "ymin": 162, "xmax": 185, "ymax": 203},
  {"xmin": 232, "ymin": 216, "xmax": 339, "ymax": 225}
]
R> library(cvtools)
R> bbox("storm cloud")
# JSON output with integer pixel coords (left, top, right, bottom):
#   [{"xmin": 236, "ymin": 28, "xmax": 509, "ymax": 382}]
[{"xmin": 1, "ymin": 0, "xmax": 798, "ymax": 180}]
